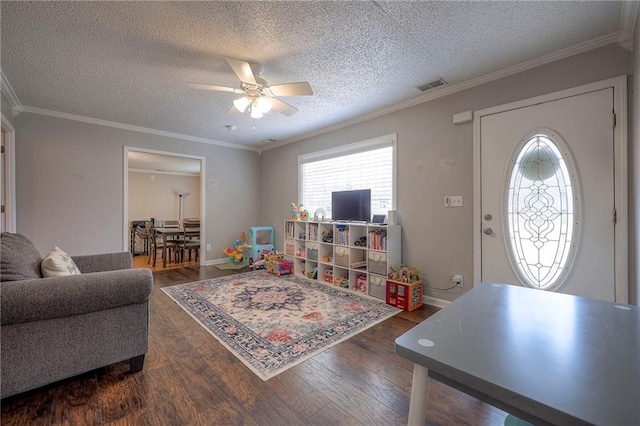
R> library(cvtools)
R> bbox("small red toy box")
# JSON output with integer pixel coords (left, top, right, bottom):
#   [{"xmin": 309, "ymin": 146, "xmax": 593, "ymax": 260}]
[{"xmin": 386, "ymin": 279, "xmax": 423, "ymax": 311}]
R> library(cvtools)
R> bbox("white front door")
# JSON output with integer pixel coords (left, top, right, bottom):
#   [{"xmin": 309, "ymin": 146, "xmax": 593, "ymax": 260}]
[{"xmin": 479, "ymin": 87, "xmax": 618, "ymax": 302}]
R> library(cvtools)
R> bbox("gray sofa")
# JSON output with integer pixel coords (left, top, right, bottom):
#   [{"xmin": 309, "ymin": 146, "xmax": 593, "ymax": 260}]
[{"xmin": 0, "ymin": 233, "xmax": 154, "ymax": 399}]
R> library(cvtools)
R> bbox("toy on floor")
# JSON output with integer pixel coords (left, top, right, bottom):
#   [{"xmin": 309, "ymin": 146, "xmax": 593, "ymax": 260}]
[
  {"xmin": 223, "ymin": 235, "xmax": 246, "ymax": 263},
  {"xmin": 273, "ymin": 259, "xmax": 293, "ymax": 276},
  {"xmin": 249, "ymin": 248, "xmax": 273, "ymax": 269},
  {"xmin": 248, "ymin": 226, "xmax": 275, "ymax": 265},
  {"xmin": 265, "ymin": 253, "xmax": 293, "ymax": 276}
]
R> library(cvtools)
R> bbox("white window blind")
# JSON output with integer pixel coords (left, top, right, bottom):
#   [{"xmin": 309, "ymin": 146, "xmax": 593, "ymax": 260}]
[{"xmin": 299, "ymin": 135, "xmax": 396, "ymax": 220}]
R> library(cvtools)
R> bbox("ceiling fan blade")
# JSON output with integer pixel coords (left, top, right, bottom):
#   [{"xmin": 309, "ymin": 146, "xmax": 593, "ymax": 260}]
[
  {"xmin": 267, "ymin": 82, "xmax": 313, "ymax": 97},
  {"xmin": 225, "ymin": 57, "xmax": 257, "ymax": 85},
  {"xmin": 270, "ymin": 98, "xmax": 298, "ymax": 116},
  {"xmin": 187, "ymin": 82, "xmax": 243, "ymax": 93}
]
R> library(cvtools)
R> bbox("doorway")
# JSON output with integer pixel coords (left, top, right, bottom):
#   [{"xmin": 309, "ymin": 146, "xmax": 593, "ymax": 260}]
[
  {"xmin": 123, "ymin": 147, "xmax": 206, "ymax": 266},
  {"xmin": 473, "ymin": 76, "xmax": 628, "ymax": 303}
]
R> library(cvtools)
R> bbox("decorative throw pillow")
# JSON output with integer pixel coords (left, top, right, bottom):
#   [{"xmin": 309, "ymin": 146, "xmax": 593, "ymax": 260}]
[
  {"xmin": 1, "ymin": 232, "xmax": 43, "ymax": 281},
  {"xmin": 41, "ymin": 246, "xmax": 82, "ymax": 277}
]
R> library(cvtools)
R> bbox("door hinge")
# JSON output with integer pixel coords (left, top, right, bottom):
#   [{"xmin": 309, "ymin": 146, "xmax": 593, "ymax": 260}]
[
  {"xmin": 0, "ymin": 205, "xmax": 4, "ymax": 214},
  {"xmin": 612, "ymin": 112, "xmax": 616, "ymax": 128},
  {"xmin": 613, "ymin": 208, "xmax": 617, "ymax": 224},
  {"xmin": 0, "ymin": 146, "xmax": 4, "ymax": 154}
]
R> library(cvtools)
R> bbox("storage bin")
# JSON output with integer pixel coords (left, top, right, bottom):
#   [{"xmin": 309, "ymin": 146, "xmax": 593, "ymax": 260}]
[
  {"xmin": 285, "ymin": 240, "xmax": 295, "ymax": 255},
  {"xmin": 307, "ymin": 242, "xmax": 319, "ymax": 261},
  {"xmin": 369, "ymin": 275, "xmax": 386, "ymax": 300},
  {"xmin": 307, "ymin": 249, "xmax": 318, "ymax": 261},
  {"xmin": 334, "ymin": 246, "xmax": 350, "ymax": 267},
  {"xmin": 368, "ymin": 251, "xmax": 387, "ymax": 276}
]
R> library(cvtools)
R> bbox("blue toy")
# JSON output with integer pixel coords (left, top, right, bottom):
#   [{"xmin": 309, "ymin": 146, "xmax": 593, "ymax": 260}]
[{"xmin": 247, "ymin": 226, "xmax": 275, "ymax": 265}]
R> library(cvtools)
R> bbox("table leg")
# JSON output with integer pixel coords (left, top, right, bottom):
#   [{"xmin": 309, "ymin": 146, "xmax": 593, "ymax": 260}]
[
  {"xmin": 407, "ymin": 364, "xmax": 430, "ymax": 426},
  {"xmin": 162, "ymin": 234, "xmax": 168, "ymax": 268}
]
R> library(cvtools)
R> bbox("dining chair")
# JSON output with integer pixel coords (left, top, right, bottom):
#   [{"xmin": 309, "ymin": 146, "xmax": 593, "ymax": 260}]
[
  {"xmin": 177, "ymin": 221, "xmax": 200, "ymax": 263},
  {"xmin": 134, "ymin": 225, "xmax": 152, "ymax": 261},
  {"xmin": 145, "ymin": 221, "xmax": 178, "ymax": 267}
]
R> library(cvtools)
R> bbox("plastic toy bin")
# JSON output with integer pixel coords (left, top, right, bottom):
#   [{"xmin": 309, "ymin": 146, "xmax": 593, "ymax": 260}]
[{"xmin": 248, "ymin": 226, "xmax": 275, "ymax": 263}]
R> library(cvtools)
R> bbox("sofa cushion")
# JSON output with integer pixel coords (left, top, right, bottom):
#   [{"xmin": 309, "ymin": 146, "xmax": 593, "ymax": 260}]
[
  {"xmin": 41, "ymin": 246, "xmax": 81, "ymax": 277},
  {"xmin": 1, "ymin": 233, "xmax": 43, "ymax": 282}
]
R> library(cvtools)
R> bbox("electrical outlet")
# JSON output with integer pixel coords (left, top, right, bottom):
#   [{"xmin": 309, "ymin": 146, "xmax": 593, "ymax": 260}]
[
  {"xmin": 206, "ymin": 244, "xmax": 212, "ymax": 252},
  {"xmin": 453, "ymin": 274, "xmax": 463, "ymax": 287},
  {"xmin": 444, "ymin": 196, "xmax": 463, "ymax": 207}
]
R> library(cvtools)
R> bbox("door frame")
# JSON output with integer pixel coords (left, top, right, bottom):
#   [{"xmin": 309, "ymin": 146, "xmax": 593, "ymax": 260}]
[
  {"xmin": 122, "ymin": 146, "xmax": 206, "ymax": 266},
  {"xmin": 473, "ymin": 76, "xmax": 628, "ymax": 303},
  {"xmin": 1, "ymin": 113, "xmax": 16, "ymax": 233}
]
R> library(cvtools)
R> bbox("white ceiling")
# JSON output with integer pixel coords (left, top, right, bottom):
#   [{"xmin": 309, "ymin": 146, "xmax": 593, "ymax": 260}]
[{"xmin": 0, "ymin": 1, "xmax": 631, "ymax": 150}]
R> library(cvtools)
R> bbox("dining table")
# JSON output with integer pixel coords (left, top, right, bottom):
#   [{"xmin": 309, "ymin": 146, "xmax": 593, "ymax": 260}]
[
  {"xmin": 154, "ymin": 226, "xmax": 200, "ymax": 267},
  {"xmin": 395, "ymin": 283, "xmax": 639, "ymax": 425}
]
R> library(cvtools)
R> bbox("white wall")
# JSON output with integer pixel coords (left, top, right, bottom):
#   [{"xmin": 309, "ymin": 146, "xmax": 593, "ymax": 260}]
[
  {"xmin": 260, "ymin": 44, "xmax": 633, "ymax": 302},
  {"xmin": 128, "ymin": 171, "xmax": 200, "ymax": 223},
  {"xmin": 15, "ymin": 113, "xmax": 261, "ymax": 259},
  {"xmin": 1, "ymin": 94, "xmax": 14, "ymax": 128}
]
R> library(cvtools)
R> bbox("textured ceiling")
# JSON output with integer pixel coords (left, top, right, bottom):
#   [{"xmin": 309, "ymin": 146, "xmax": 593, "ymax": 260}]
[{"xmin": 0, "ymin": 1, "xmax": 625, "ymax": 149}]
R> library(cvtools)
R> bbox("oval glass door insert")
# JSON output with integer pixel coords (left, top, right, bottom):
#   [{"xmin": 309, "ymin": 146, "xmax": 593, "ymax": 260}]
[{"xmin": 505, "ymin": 131, "xmax": 579, "ymax": 291}]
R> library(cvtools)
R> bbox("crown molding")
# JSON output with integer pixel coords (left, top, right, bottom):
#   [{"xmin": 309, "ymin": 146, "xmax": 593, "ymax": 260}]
[
  {"xmin": 265, "ymin": 32, "xmax": 620, "ymax": 151},
  {"xmin": 618, "ymin": 1, "xmax": 639, "ymax": 51},
  {"xmin": 0, "ymin": 69, "xmax": 23, "ymax": 115},
  {"xmin": 20, "ymin": 106, "xmax": 260, "ymax": 152}
]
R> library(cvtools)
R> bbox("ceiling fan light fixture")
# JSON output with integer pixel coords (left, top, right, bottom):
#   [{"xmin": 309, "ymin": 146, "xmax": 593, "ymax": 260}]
[
  {"xmin": 256, "ymin": 97, "xmax": 273, "ymax": 113},
  {"xmin": 233, "ymin": 96, "xmax": 251, "ymax": 113},
  {"xmin": 250, "ymin": 106, "xmax": 264, "ymax": 119}
]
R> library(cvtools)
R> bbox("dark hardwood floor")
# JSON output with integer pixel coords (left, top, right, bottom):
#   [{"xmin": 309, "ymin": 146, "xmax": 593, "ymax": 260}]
[{"xmin": 1, "ymin": 264, "xmax": 508, "ymax": 425}]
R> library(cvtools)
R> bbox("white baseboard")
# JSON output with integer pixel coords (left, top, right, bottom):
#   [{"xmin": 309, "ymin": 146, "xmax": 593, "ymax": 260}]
[
  {"xmin": 203, "ymin": 258, "xmax": 230, "ymax": 267},
  {"xmin": 423, "ymin": 295, "xmax": 451, "ymax": 309}
]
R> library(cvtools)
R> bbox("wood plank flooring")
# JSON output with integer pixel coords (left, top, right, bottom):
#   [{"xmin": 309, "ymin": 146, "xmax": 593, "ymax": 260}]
[{"xmin": 1, "ymin": 265, "xmax": 509, "ymax": 425}]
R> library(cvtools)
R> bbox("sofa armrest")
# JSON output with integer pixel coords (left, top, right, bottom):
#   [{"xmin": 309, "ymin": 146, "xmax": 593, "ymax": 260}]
[
  {"xmin": 72, "ymin": 252, "xmax": 133, "ymax": 273},
  {"xmin": 0, "ymin": 268, "xmax": 153, "ymax": 326}
]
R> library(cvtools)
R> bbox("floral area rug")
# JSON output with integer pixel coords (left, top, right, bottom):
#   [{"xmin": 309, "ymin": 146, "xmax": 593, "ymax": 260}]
[{"xmin": 162, "ymin": 270, "xmax": 400, "ymax": 380}]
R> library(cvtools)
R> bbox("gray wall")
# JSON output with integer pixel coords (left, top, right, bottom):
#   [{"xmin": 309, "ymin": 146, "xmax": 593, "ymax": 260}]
[
  {"xmin": 633, "ymin": 15, "xmax": 640, "ymax": 305},
  {"xmin": 15, "ymin": 113, "xmax": 260, "ymax": 259},
  {"xmin": 260, "ymin": 44, "xmax": 633, "ymax": 302}
]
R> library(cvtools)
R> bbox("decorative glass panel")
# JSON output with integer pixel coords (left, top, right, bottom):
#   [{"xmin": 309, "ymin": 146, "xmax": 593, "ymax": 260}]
[{"xmin": 505, "ymin": 132, "xmax": 579, "ymax": 290}]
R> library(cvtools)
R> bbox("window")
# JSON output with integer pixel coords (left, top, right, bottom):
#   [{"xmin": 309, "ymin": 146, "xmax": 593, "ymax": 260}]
[
  {"xmin": 505, "ymin": 131, "xmax": 579, "ymax": 291},
  {"xmin": 299, "ymin": 135, "xmax": 396, "ymax": 220}
]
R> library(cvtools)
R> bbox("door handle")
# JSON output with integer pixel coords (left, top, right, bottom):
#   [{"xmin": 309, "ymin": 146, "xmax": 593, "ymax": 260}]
[{"xmin": 484, "ymin": 228, "xmax": 493, "ymax": 235}]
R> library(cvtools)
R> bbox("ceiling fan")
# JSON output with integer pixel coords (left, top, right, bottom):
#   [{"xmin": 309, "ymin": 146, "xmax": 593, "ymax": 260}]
[{"xmin": 188, "ymin": 57, "xmax": 313, "ymax": 118}]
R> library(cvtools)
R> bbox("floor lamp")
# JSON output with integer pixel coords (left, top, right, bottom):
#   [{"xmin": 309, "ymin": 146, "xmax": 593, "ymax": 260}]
[{"xmin": 178, "ymin": 192, "xmax": 190, "ymax": 226}]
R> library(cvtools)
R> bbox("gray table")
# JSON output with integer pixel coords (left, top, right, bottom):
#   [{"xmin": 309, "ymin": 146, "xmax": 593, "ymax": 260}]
[{"xmin": 395, "ymin": 283, "xmax": 639, "ymax": 426}]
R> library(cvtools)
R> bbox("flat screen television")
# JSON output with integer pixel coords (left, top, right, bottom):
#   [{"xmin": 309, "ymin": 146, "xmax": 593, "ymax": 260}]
[{"xmin": 331, "ymin": 189, "xmax": 371, "ymax": 222}]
